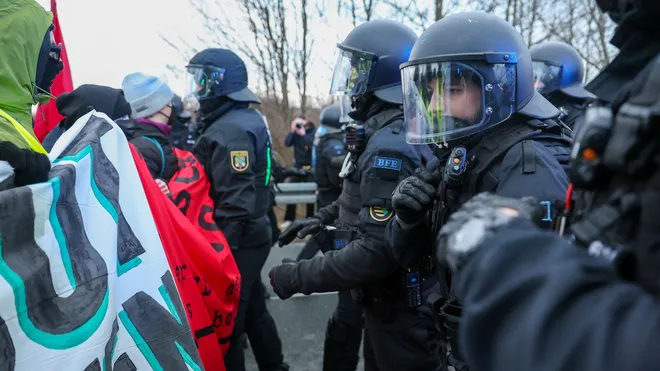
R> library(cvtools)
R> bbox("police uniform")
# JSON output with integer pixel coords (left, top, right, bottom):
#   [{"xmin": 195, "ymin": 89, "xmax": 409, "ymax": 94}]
[
  {"xmin": 430, "ymin": 4, "xmax": 660, "ymax": 370},
  {"xmin": 284, "ymin": 107, "xmax": 443, "ymax": 371},
  {"xmin": 385, "ymin": 11, "xmax": 574, "ymax": 370},
  {"xmin": 188, "ymin": 47, "xmax": 287, "ymax": 371},
  {"xmin": 271, "ymin": 18, "xmax": 445, "ymax": 370}
]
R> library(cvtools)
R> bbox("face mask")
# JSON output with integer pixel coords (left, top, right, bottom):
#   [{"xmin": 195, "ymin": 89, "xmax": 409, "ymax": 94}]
[{"xmin": 37, "ymin": 58, "xmax": 64, "ymax": 95}]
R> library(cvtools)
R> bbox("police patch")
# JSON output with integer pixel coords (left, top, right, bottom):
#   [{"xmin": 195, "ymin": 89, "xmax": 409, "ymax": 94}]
[
  {"xmin": 373, "ymin": 156, "xmax": 402, "ymax": 171},
  {"xmin": 369, "ymin": 206, "xmax": 393, "ymax": 222},
  {"xmin": 230, "ymin": 150, "xmax": 249, "ymax": 172}
]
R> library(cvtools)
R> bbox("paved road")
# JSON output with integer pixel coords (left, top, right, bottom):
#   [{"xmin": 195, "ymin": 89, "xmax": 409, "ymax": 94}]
[{"xmin": 244, "ymin": 242, "xmax": 365, "ymax": 370}]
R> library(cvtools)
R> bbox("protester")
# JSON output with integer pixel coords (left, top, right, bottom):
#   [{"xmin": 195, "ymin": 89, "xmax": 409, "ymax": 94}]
[
  {"xmin": 119, "ymin": 72, "xmax": 178, "ymax": 183},
  {"xmin": 0, "ymin": 0, "xmax": 62, "ymax": 189}
]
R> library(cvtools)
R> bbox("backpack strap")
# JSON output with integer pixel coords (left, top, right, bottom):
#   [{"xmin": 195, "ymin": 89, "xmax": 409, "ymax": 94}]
[{"xmin": 142, "ymin": 136, "xmax": 165, "ymax": 179}]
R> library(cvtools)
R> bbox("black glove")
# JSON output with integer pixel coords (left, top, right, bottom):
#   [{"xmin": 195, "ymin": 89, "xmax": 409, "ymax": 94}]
[
  {"xmin": 277, "ymin": 217, "xmax": 322, "ymax": 247},
  {"xmin": 269, "ymin": 258, "xmax": 299, "ymax": 300},
  {"xmin": 436, "ymin": 192, "xmax": 542, "ymax": 272},
  {"xmin": 0, "ymin": 141, "xmax": 50, "ymax": 187},
  {"xmin": 392, "ymin": 157, "xmax": 443, "ymax": 227}
]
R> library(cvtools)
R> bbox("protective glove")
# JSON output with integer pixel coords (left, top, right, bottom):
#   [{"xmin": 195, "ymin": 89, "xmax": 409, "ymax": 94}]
[
  {"xmin": 277, "ymin": 217, "xmax": 322, "ymax": 247},
  {"xmin": 0, "ymin": 141, "xmax": 50, "ymax": 187},
  {"xmin": 269, "ymin": 258, "xmax": 299, "ymax": 300},
  {"xmin": 392, "ymin": 157, "xmax": 443, "ymax": 227},
  {"xmin": 436, "ymin": 192, "xmax": 542, "ymax": 272}
]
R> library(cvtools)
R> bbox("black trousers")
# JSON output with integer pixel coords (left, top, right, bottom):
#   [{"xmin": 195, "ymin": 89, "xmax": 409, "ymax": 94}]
[
  {"xmin": 224, "ymin": 246, "xmax": 287, "ymax": 371},
  {"xmin": 323, "ymin": 290, "xmax": 364, "ymax": 371},
  {"xmin": 362, "ymin": 306, "xmax": 447, "ymax": 371}
]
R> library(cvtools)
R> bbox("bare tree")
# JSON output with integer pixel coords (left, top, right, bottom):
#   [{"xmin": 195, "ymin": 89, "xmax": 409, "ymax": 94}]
[
  {"xmin": 293, "ymin": 0, "xmax": 313, "ymax": 115},
  {"xmin": 337, "ymin": 0, "xmax": 379, "ymax": 26}
]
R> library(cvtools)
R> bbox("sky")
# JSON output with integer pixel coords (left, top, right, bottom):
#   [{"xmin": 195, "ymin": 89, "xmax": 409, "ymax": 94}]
[{"xmin": 35, "ymin": 0, "xmax": 355, "ymax": 105}]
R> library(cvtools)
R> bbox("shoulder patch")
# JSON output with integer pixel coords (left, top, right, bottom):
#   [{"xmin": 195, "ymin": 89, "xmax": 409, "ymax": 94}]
[
  {"xmin": 373, "ymin": 156, "xmax": 402, "ymax": 171},
  {"xmin": 230, "ymin": 150, "xmax": 249, "ymax": 172},
  {"xmin": 369, "ymin": 206, "xmax": 393, "ymax": 222}
]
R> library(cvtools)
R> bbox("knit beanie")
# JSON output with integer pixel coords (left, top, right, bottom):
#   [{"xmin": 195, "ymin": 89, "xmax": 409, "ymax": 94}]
[{"xmin": 121, "ymin": 72, "xmax": 174, "ymax": 119}]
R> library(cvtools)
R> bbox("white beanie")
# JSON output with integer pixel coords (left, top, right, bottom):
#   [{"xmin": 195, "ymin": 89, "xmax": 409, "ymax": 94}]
[{"xmin": 121, "ymin": 72, "xmax": 174, "ymax": 119}]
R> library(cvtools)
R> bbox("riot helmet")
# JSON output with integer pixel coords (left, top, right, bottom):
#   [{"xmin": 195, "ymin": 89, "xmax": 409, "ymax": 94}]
[
  {"xmin": 320, "ymin": 103, "xmax": 344, "ymax": 129},
  {"xmin": 530, "ymin": 42, "xmax": 595, "ymax": 100},
  {"xmin": 329, "ymin": 19, "xmax": 418, "ymax": 106},
  {"xmin": 401, "ymin": 11, "xmax": 559, "ymax": 145},
  {"xmin": 185, "ymin": 48, "xmax": 261, "ymax": 105}
]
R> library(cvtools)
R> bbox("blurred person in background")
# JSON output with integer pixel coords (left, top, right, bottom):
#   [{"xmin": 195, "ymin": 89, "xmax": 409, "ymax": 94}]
[{"xmin": 280, "ymin": 115, "xmax": 316, "ymax": 229}]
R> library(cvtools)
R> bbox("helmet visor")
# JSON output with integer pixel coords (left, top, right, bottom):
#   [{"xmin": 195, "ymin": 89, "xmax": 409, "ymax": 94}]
[
  {"xmin": 329, "ymin": 47, "xmax": 376, "ymax": 97},
  {"xmin": 533, "ymin": 61, "xmax": 562, "ymax": 95},
  {"xmin": 185, "ymin": 65, "xmax": 226, "ymax": 100},
  {"xmin": 338, "ymin": 94, "xmax": 352, "ymax": 123},
  {"xmin": 402, "ymin": 61, "xmax": 516, "ymax": 144}
]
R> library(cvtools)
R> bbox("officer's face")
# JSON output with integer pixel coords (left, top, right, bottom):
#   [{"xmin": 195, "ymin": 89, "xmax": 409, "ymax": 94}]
[{"xmin": 427, "ymin": 78, "xmax": 482, "ymax": 124}]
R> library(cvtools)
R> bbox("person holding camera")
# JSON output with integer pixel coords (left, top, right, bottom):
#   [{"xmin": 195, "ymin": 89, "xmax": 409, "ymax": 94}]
[{"xmin": 281, "ymin": 115, "xmax": 316, "ymax": 228}]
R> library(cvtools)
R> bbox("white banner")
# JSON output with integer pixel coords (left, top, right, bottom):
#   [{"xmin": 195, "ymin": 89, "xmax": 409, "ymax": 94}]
[{"xmin": 0, "ymin": 112, "xmax": 203, "ymax": 370}]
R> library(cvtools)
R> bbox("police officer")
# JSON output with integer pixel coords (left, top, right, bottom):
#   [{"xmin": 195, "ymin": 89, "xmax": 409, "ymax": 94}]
[
  {"xmin": 428, "ymin": 1, "xmax": 660, "ymax": 370},
  {"xmin": 530, "ymin": 41, "xmax": 595, "ymax": 130},
  {"xmin": 270, "ymin": 19, "xmax": 445, "ymax": 371},
  {"xmin": 169, "ymin": 94, "xmax": 196, "ymax": 151},
  {"xmin": 385, "ymin": 11, "xmax": 572, "ymax": 369},
  {"xmin": 186, "ymin": 48, "xmax": 288, "ymax": 371},
  {"xmin": 296, "ymin": 102, "xmax": 347, "ymax": 261},
  {"xmin": 295, "ymin": 102, "xmax": 360, "ymax": 371}
]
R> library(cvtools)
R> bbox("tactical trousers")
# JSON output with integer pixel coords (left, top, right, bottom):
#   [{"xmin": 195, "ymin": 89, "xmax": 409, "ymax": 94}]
[
  {"xmin": 362, "ymin": 306, "xmax": 446, "ymax": 371},
  {"xmin": 224, "ymin": 245, "xmax": 287, "ymax": 371},
  {"xmin": 323, "ymin": 290, "xmax": 364, "ymax": 371}
]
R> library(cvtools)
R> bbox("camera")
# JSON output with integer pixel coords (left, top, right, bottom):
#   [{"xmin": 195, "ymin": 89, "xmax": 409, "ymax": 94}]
[{"xmin": 295, "ymin": 122, "xmax": 303, "ymax": 129}]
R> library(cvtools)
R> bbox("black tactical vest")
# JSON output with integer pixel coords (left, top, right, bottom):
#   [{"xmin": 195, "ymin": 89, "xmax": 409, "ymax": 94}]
[{"xmin": 337, "ymin": 109, "xmax": 404, "ymax": 228}]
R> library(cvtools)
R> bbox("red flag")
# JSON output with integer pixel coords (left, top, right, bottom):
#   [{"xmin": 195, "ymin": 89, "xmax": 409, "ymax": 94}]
[
  {"xmin": 34, "ymin": 0, "xmax": 74, "ymax": 142},
  {"xmin": 130, "ymin": 144, "xmax": 241, "ymax": 371}
]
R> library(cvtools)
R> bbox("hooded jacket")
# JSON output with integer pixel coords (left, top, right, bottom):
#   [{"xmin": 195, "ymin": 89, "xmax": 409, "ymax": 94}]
[{"xmin": 0, "ymin": 0, "xmax": 52, "ymax": 149}]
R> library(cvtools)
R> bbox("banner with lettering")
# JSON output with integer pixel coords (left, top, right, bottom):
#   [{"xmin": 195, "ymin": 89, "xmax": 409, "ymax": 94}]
[
  {"xmin": 0, "ymin": 112, "xmax": 203, "ymax": 370},
  {"xmin": 166, "ymin": 147, "xmax": 241, "ymax": 357},
  {"xmin": 132, "ymin": 145, "xmax": 240, "ymax": 370}
]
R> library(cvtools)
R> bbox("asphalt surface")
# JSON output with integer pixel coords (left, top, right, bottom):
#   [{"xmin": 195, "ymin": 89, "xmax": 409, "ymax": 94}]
[{"xmin": 244, "ymin": 242, "xmax": 365, "ymax": 371}]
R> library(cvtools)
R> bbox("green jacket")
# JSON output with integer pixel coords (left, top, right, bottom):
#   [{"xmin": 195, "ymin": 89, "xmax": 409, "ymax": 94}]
[{"xmin": 0, "ymin": 0, "xmax": 52, "ymax": 149}]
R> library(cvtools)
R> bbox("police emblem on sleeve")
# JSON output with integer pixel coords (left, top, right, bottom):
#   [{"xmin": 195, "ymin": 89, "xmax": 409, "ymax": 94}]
[
  {"xmin": 369, "ymin": 206, "xmax": 393, "ymax": 222},
  {"xmin": 230, "ymin": 150, "xmax": 249, "ymax": 172}
]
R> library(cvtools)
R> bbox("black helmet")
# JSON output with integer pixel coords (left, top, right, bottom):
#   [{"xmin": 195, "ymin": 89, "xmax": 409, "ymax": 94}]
[
  {"xmin": 319, "ymin": 103, "xmax": 344, "ymax": 129},
  {"xmin": 530, "ymin": 42, "xmax": 595, "ymax": 100},
  {"xmin": 186, "ymin": 48, "xmax": 261, "ymax": 104},
  {"xmin": 329, "ymin": 19, "xmax": 417, "ymax": 105},
  {"xmin": 400, "ymin": 11, "xmax": 559, "ymax": 145}
]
